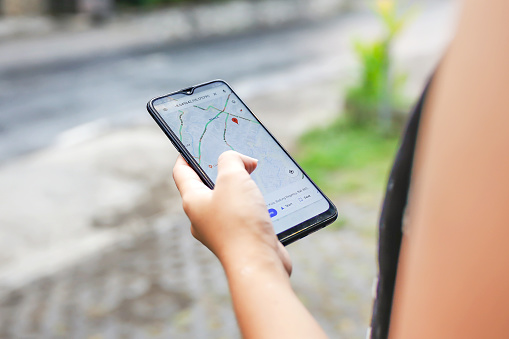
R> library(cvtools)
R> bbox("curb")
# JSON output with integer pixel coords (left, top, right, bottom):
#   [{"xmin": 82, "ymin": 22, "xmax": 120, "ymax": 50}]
[{"xmin": 0, "ymin": 0, "xmax": 350, "ymax": 72}]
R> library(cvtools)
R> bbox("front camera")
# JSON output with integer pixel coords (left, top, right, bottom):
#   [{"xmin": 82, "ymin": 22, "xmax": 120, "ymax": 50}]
[{"xmin": 182, "ymin": 87, "xmax": 194, "ymax": 95}]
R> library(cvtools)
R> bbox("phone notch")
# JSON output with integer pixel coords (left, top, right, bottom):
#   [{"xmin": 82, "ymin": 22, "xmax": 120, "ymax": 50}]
[{"xmin": 181, "ymin": 87, "xmax": 195, "ymax": 95}]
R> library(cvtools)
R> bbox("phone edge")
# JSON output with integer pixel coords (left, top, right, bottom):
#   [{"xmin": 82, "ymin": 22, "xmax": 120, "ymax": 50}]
[
  {"xmin": 146, "ymin": 97, "xmax": 215, "ymax": 190},
  {"xmin": 146, "ymin": 79, "xmax": 339, "ymax": 246}
]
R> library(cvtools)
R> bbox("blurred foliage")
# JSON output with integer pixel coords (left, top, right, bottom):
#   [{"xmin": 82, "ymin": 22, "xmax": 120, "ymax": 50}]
[
  {"xmin": 296, "ymin": 118, "xmax": 399, "ymax": 199},
  {"xmin": 117, "ymin": 0, "xmax": 228, "ymax": 9},
  {"xmin": 296, "ymin": 1, "xmax": 416, "ymax": 209},
  {"xmin": 295, "ymin": 0, "xmax": 422, "ymax": 232},
  {"xmin": 345, "ymin": 0, "xmax": 415, "ymax": 133}
]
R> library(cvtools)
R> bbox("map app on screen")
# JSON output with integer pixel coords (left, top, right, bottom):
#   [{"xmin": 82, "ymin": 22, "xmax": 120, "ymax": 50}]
[{"xmin": 153, "ymin": 82, "xmax": 330, "ymax": 234}]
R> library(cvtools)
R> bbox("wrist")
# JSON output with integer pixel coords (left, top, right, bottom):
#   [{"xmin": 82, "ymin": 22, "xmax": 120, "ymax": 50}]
[{"xmin": 220, "ymin": 243, "xmax": 290, "ymax": 284}]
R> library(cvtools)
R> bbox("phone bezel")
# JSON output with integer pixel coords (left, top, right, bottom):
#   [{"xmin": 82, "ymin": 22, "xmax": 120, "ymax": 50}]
[{"xmin": 147, "ymin": 79, "xmax": 338, "ymax": 246}]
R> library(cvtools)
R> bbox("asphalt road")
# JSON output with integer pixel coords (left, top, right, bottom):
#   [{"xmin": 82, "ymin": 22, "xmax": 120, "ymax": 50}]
[
  {"xmin": 0, "ymin": 0, "xmax": 453, "ymax": 163},
  {"xmin": 0, "ymin": 12, "xmax": 368, "ymax": 163}
]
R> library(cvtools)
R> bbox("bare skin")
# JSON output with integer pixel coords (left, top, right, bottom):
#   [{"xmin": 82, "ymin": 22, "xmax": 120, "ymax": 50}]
[
  {"xmin": 389, "ymin": 0, "xmax": 509, "ymax": 338},
  {"xmin": 173, "ymin": 151, "xmax": 327, "ymax": 339},
  {"xmin": 173, "ymin": 0, "xmax": 509, "ymax": 337}
]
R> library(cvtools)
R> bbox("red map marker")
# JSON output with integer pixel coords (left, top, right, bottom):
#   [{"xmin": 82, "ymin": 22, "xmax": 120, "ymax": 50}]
[{"xmin": 232, "ymin": 118, "xmax": 239, "ymax": 124}]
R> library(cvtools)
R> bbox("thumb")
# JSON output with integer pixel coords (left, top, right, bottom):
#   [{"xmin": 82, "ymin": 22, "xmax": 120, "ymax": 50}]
[{"xmin": 217, "ymin": 150, "xmax": 258, "ymax": 175}]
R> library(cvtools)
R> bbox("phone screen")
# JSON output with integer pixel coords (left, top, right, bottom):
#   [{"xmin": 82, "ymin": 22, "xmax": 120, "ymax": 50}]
[{"xmin": 151, "ymin": 81, "xmax": 334, "ymax": 236}]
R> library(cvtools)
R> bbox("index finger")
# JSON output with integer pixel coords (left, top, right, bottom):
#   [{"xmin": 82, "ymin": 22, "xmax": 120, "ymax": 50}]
[{"xmin": 172, "ymin": 155, "xmax": 210, "ymax": 196}]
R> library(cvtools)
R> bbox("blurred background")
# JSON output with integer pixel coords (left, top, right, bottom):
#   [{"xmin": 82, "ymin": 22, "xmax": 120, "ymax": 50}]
[{"xmin": 0, "ymin": 0, "xmax": 456, "ymax": 337}]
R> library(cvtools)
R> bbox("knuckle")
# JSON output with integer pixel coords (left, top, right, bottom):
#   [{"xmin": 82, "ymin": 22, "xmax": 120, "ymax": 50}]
[
  {"xmin": 216, "ymin": 169, "xmax": 243, "ymax": 185},
  {"xmin": 181, "ymin": 194, "xmax": 193, "ymax": 212},
  {"xmin": 218, "ymin": 167, "xmax": 237, "ymax": 178},
  {"xmin": 190, "ymin": 225, "xmax": 198, "ymax": 239},
  {"xmin": 172, "ymin": 166, "xmax": 179, "ymax": 184}
]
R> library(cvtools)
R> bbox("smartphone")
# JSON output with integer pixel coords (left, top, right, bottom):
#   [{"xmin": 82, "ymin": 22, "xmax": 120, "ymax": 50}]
[{"xmin": 147, "ymin": 80, "xmax": 337, "ymax": 245}]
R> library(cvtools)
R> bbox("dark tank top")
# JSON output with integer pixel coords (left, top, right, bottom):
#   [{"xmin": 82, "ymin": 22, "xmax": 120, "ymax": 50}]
[{"xmin": 370, "ymin": 81, "xmax": 431, "ymax": 339}]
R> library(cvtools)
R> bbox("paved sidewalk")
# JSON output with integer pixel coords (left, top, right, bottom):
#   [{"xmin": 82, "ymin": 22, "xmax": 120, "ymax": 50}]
[{"xmin": 0, "ymin": 214, "xmax": 376, "ymax": 339}]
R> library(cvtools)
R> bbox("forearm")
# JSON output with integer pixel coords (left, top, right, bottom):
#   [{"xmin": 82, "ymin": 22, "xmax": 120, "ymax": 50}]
[{"xmin": 223, "ymin": 250, "xmax": 328, "ymax": 339}]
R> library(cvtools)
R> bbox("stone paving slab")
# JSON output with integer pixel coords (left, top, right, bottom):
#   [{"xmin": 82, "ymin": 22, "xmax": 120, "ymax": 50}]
[{"xmin": 0, "ymin": 214, "xmax": 376, "ymax": 339}]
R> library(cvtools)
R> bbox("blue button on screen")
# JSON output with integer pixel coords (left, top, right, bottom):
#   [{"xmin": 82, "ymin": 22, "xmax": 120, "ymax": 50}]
[{"xmin": 268, "ymin": 208, "xmax": 277, "ymax": 218}]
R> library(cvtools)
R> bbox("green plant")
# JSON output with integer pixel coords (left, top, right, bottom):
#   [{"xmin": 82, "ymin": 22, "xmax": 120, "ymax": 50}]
[
  {"xmin": 296, "ymin": 118, "xmax": 399, "ymax": 198},
  {"xmin": 345, "ymin": 0, "xmax": 414, "ymax": 132}
]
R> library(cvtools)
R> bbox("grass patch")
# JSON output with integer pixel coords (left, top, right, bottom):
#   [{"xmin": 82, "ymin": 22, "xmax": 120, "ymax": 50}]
[{"xmin": 296, "ymin": 118, "xmax": 400, "ymax": 200}]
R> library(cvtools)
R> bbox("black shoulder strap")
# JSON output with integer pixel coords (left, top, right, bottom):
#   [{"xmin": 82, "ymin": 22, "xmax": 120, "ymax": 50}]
[{"xmin": 370, "ymin": 80, "xmax": 432, "ymax": 339}]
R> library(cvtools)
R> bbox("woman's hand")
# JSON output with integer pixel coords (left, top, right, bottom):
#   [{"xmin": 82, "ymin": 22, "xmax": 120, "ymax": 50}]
[
  {"xmin": 172, "ymin": 150, "xmax": 291, "ymax": 275},
  {"xmin": 173, "ymin": 150, "xmax": 327, "ymax": 338}
]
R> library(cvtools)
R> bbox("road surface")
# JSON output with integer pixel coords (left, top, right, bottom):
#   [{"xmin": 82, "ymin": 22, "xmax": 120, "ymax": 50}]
[{"xmin": 0, "ymin": 1, "xmax": 455, "ymax": 162}]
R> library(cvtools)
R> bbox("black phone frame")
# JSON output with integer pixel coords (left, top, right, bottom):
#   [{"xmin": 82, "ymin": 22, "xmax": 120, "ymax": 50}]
[{"xmin": 146, "ymin": 79, "xmax": 338, "ymax": 246}]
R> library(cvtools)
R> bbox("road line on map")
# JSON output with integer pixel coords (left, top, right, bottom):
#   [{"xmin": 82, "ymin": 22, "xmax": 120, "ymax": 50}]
[
  {"xmin": 223, "ymin": 113, "xmax": 234, "ymax": 151},
  {"xmin": 178, "ymin": 110, "xmax": 185, "ymax": 141},
  {"xmin": 198, "ymin": 94, "xmax": 231, "ymax": 165}
]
